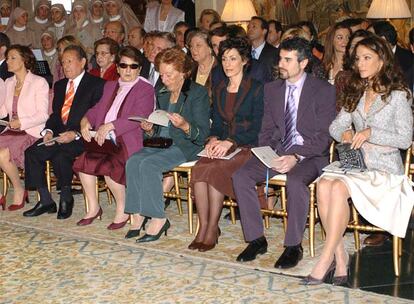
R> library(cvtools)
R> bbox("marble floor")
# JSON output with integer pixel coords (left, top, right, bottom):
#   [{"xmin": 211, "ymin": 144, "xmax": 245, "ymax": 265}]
[{"xmin": 0, "ymin": 190, "xmax": 413, "ymax": 303}]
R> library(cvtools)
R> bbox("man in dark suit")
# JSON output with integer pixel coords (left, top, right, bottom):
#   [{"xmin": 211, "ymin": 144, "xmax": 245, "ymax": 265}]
[
  {"xmin": 232, "ymin": 38, "xmax": 336, "ymax": 269},
  {"xmin": 23, "ymin": 45, "xmax": 105, "ymax": 219},
  {"xmin": 0, "ymin": 33, "xmax": 13, "ymax": 80},
  {"xmin": 247, "ymin": 16, "xmax": 279, "ymax": 79}
]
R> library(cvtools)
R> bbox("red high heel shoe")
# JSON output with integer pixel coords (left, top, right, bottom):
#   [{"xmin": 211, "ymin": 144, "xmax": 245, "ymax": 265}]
[
  {"xmin": 8, "ymin": 191, "xmax": 29, "ymax": 211},
  {"xmin": 76, "ymin": 208, "xmax": 103, "ymax": 226},
  {"xmin": 0, "ymin": 196, "xmax": 6, "ymax": 211}
]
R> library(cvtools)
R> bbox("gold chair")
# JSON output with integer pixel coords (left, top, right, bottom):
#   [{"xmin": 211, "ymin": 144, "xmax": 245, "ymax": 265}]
[
  {"xmin": 347, "ymin": 147, "xmax": 412, "ymax": 276},
  {"xmin": 44, "ymin": 160, "xmax": 112, "ymax": 213},
  {"xmin": 163, "ymin": 160, "xmax": 197, "ymax": 234}
]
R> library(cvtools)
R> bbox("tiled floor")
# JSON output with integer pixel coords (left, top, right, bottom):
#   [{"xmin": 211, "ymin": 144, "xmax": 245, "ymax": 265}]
[{"xmin": 348, "ymin": 230, "xmax": 414, "ymax": 300}]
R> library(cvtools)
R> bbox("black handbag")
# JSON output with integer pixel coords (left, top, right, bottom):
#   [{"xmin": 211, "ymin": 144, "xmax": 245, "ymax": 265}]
[
  {"xmin": 336, "ymin": 143, "xmax": 367, "ymax": 170},
  {"xmin": 143, "ymin": 137, "xmax": 173, "ymax": 149}
]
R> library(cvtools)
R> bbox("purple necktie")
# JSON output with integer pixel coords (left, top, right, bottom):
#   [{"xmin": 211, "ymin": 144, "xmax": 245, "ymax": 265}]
[{"xmin": 282, "ymin": 84, "xmax": 297, "ymax": 151}]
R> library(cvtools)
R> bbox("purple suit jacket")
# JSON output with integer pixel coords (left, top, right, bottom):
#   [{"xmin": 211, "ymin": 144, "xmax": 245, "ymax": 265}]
[
  {"xmin": 259, "ymin": 73, "xmax": 336, "ymax": 159},
  {"xmin": 85, "ymin": 77, "xmax": 155, "ymax": 158}
]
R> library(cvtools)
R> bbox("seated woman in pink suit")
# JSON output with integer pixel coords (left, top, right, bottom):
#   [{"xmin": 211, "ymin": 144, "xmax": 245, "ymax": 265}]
[
  {"xmin": 0, "ymin": 45, "xmax": 49, "ymax": 211},
  {"xmin": 73, "ymin": 46, "xmax": 154, "ymax": 230}
]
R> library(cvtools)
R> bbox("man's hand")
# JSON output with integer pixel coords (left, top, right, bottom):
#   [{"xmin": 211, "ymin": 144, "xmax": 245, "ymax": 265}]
[
  {"xmin": 270, "ymin": 155, "xmax": 298, "ymax": 173},
  {"xmin": 95, "ymin": 123, "xmax": 114, "ymax": 146},
  {"xmin": 43, "ymin": 131, "xmax": 55, "ymax": 146},
  {"xmin": 351, "ymin": 128, "xmax": 371, "ymax": 149},
  {"xmin": 56, "ymin": 131, "xmax": 77, "ymax": 144},
  {"xmin": 80, "ymin": 118, "xmax": 92, "ymax": 142}
]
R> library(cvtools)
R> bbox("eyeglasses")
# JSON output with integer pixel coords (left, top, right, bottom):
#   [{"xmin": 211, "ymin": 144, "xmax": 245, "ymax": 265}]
[{"xmin": 118, "ymin": 63, "xmax": 140, "ymax": 69}]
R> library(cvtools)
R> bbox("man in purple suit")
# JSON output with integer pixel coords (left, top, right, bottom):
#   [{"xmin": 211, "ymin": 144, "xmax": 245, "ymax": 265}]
[{"xmin": 233, "ymin": 37, "xmax": 336, "ymax": 269}]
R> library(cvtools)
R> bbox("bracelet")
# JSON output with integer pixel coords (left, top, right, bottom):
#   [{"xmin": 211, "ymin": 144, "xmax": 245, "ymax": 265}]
[{"xmin": 293, "ymin": 154, "xmax": 300, "ymax": 162}]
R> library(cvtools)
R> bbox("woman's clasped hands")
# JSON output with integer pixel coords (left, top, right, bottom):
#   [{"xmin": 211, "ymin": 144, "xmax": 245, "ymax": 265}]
[{"xmin": 205, "ymin": 137, "xmax": 233, "ymax": 159}]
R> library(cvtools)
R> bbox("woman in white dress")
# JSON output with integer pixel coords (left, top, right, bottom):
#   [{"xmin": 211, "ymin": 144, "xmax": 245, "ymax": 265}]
[{"xmin": 302, "ymin": 36, "xmax": 414, "ymax": 285}]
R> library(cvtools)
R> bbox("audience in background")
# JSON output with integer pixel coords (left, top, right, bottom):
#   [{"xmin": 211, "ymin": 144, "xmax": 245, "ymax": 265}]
[
  {"xmin": 198, "ymin": 9, "xmax": 220, "ymax": 32},
  {"xmin": 144, "ymin": 0, "xmax": 184, "ymax": 33}
]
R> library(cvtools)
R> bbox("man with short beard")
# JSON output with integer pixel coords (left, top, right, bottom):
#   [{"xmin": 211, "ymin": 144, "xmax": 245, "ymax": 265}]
[{"xmin": 233, "ymin": 37, "xmax": 336, "ymax": 269}]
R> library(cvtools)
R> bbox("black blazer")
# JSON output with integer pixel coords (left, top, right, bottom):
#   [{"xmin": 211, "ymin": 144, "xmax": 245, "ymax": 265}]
[
  {"xmin": 45, "ymin": 72, "xmax": 105, "ymax": 135},
  {"xmin": 0, "ymin": 60, "xmax": 13, "ymax": 80},
  {"xmin": 257, "ymin": 43, "xmax": 279, "ymax": 76},
  {"xmin": 211, "ymin": 76, "xmax": 264, "ymax": 146},
  {"xmin": 140, "ymin": 56, "xmax": 151, "ymax": 80},
  {"xmin": 395, "ymin": 46, "xmax": 413, "ymax": 74}
]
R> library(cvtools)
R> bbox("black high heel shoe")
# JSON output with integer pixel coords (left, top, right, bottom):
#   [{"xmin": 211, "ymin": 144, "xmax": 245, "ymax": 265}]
[
  {"xmin": 136, "ymin": 219, "xmax": 170, "ymax": 243},
  {"xmin": 125, "ymin": 217, "xmax": 148, "ymax": 239},
  {"xmin": 300, "ymin": 261, "xmax": 336, "ymax": 285},
  {"xmin": 332, "ymin": 264, "xmax": 350, "ymax": 286}
]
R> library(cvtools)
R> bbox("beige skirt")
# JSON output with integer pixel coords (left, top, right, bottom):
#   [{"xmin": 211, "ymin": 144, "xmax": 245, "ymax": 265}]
[{"xmin": 320, "ymin": 170, "xmax": 414, "ymax": 238}]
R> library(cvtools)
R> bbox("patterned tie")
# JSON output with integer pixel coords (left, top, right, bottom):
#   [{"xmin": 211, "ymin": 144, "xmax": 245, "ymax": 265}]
[
  {"xmin": 282, "ymin": 84, "xmax": 297, "ymax": 151},
  {"xmin": 149, "ymin": 65, "xmax": 155, "ymax": 86},
  {"xmin": 251, "ymin": 49, "xmax": 256, "ymax": 60},
  {"xmin": 61, "ymin": 80, "xmax": 74, "ymax": 124}
]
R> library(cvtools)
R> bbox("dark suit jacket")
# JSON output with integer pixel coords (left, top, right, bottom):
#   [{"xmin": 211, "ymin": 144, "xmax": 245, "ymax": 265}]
[
  {"xmin": 257, "ymin": 43, "xmax": 278, "ymax": 77},
  {"xmin": 211, "ymin": 76, "xmax": 264, "ymax": 146},
  {"xmin": 149, "ymin": 79, "xmax": 210, "ymax": 160},
  {"xmin": 395, "ymin": 46, "xmax": 413, "ymax": 74},
  {"xmin": 45, "ymin": 72, "xmax": 105, "ymax": 135},
  {"xmin": 0, "ymin": 60, "xmax": 13, "ymax": 81},
  {"xmin": 175, "ymin": 0, "xmax": 195, "ymax": 27},
  {"xmin": 140, "ymin": 57, "xmax": 151, "ymax": 80},
  {"xmin": 259, "ymin": 73, "xmax": 336, "ymax": 158}
]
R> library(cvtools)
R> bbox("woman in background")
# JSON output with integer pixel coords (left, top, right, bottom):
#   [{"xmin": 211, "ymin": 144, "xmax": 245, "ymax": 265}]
[{"xmin": 89, "ymin": 37, "xmax": 119, "ymax": 81}]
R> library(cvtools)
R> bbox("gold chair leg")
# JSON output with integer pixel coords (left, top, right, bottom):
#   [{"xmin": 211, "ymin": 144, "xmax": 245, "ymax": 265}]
[
  {"xmin": 229, "ymin": 203, "xmax": 236, "ymax": 224},
  {"xmin": 352, "ymin": 206, "xmax": 360, "ymax": 251},
  {"xmin": 309, "ymin": 184, "xmax": 315, "ymax": 258},
  {"xmin": 281, "ymin": 187, "xmax": 287, "ymax": 232},
  {"xmin": 393, "ymin": 236, "xmax": 400, "ymax": 276},
  {"xmin": 106, "ymin": 187, "xmax": 113, "ymax": 205},
  {"xmin": 264, "ymin": 215, "xmax": 270, "ymax": 229},
  {"xmin": 173, "ymin": 171, "xmax": 183, "ymax": 215},
  {"xmin": 46, "ymin": 161, "xmax": 51, "ymax": 192},
  {"xmin": 187, "ymin": 170, "xmax": 193, "ymax": 234}
]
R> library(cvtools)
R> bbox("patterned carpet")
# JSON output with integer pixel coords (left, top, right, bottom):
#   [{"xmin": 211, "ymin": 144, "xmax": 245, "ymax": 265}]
[{"xmin": 0, "ymin": 190, "xmax": 412, "ymax": 303}]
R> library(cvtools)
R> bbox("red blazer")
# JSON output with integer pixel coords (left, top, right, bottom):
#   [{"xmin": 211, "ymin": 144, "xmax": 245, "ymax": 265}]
[{"xmin": 89, "ymin": 63, "xmax": 119, "ymax": 81}]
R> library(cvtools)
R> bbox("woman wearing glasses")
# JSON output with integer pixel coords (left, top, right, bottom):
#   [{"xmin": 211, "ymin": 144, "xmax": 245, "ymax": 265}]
[
  {"xmin": 74, "ymin": 46, "xmax": 154, "ymax": 229},
  {"xmin": 89, "ymin": 37, "xmax": 119, "ymax": 81}
]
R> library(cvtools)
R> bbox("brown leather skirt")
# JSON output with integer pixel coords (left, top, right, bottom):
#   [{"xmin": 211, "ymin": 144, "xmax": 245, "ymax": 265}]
[{"xmin": 191, "ymin": 148, "xmax": 252, "ymax": 199}]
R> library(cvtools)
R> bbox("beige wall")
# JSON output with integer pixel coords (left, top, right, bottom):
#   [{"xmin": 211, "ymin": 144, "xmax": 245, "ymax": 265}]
[{"xmin": 195, "ymin": 0, "xmax": 225, "ymax": 26}]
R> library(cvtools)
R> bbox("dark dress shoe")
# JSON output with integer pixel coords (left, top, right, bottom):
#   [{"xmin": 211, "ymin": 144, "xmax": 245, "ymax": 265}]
[
  {"xmin": 137, "ymin": 219, "xmax": 170, "ymax": 243},
  {"xmin": 57, "ymin": 198, "xmax": 74, "ymax": 219},
  {"xmin": 299, "ymin": 261, "xmax": 336, "ymax": 285},
  {"xmin": 188, "ymin": 239, "xmax": 202, "ymax": 250},
  {"xmin": 236, "ymin": 236, "xmax": 268, "ymax": 262},
  {"xmin": 124, "ymin": 217, "xmax": 148, "ymax": 239},
  {"xmin": 23, "ymin": 202, "xmax": 57, "ymax": 217},
  {"xmin": 274, "ymin": 245, "xmax": 303, "ymax": 269},
  {"xmin": 363, "ymin": 233, "xmax": 390, "ymax": 246},
  {"xmin": 125, "ymin": 229, "xmax": 140, "ymax": 239}
]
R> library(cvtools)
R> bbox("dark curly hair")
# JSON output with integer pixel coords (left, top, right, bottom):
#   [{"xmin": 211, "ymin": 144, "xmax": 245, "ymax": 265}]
[
  {"xmin": 341, "ymin": 36, "xmax": 411, "ymax": 113},
  {"xmin": 6, "ymin": 44, "xmax": 36, "ymax": 72},
  {"xmin": 218, "ymin": 36, "xmax": 251, "ymax": 65}
]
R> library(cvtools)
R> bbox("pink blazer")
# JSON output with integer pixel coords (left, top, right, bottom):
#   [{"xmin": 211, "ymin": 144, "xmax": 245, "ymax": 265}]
[{"xmin": 1, "ymin": 71, "xmax": 50, "ymax": 138}]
